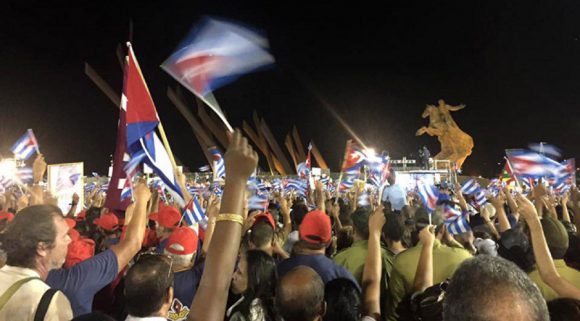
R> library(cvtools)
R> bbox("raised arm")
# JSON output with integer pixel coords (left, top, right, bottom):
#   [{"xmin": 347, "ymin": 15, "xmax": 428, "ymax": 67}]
[
  {"xmin": 490, "ymin": 192, "xmax": 511, "ymax": 233},
  {"xmin": 276, "ymin": 192, "xmax": 292, "ymax": 238},
  {"xmin": 189, "ymin": 130, "xmax": 258, "ymax": 321},
  {"xmin": 362, "ymin": 204, "xmax": 385, "ymax": 321},
  {"xmin": 560, "ymin": 193, "xmax": 571, "ymax": 223},
  {"xmin": 446, "ymin": 104, "xmax": 466, "ymax": 112},
  {"xmin": 110, "ymin": 180, "xmax": 151, "ymax": 271},
  {"xmin": 413, "ymin": 225, "xmax": 435, "ymax": 293},
  {"xmin": 201, "ymin": 195, "xmax": 220, "ymax": 257},
  {"xmin": 515, "ymin": 193, "xmax": 580, "ymax": 300}
]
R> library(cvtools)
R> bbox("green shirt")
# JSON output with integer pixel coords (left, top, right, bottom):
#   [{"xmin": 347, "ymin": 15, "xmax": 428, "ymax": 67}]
[
  {"xmin": 385, "ymin": 239, "xmax": 472, "ymax": 321},
  {"xmin": 333, "ymin": 240, "xmax": 394, "ymax": 286},
  {"xmin": 528, "ymin": 259, "xmax": 580, "ymax": 302}
]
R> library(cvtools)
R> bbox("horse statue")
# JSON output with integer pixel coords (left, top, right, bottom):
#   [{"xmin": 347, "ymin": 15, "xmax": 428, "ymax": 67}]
[{"xmin": 416, "ymin": 99, "xmax": 474, "ymax": 169}]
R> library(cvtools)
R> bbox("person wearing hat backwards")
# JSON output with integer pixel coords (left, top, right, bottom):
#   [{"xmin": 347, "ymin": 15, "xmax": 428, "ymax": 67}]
[
  {"xmin": 277, "ymin": 210, "xmax": 358, "ymax": 288},
  {"xmin": 528, "ymin": 215, "xmax": 580, "ymax": 301},
  {"xmin": 385, "ymin": 207, "xmax": 472, "ymax": 321}
]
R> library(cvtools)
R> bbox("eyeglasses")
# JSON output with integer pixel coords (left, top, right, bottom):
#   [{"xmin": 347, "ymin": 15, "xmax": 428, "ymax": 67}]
[{"xmin": 136, "ymin": 252, "xmax": 174, "ymax": 286}]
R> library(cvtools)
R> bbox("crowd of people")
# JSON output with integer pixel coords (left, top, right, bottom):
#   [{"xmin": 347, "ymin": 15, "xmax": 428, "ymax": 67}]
[{"xmin": 0, "ymin": 130, "xmax": 579, "ymax": 321}]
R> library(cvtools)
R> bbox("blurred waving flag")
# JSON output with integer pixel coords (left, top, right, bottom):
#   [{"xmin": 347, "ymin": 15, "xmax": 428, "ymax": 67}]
[
  {"xmin": 460, "ymin": 178, "xmax": 479, "ymax": 195},
  {"xmin": 367, "ymin": 152, "xmax": 390, "ymax": 189},
  {"xmin": 528, "ymin": 142, "xmax": 562, "ymax": 159},
  {"xmin": 124, "ymin": 44, "xmax": 184, "ymax": 206},
  {"xmin": 417, "ymin": 180, "xmax": 439, "ymax": 212},
  {"xmin": 161, "ymin": 17, "xmax": 275, "ymax": 132},
  {"xmin": 209, "ymin": 147, "xmax": 226, "ymax": 179},
  {"xmin": 505, "ymin": 149, "xmax": 565, "ymax": 180},
  {"xmin": 11, "ymin": 129, "xmax": 39, "ymax": 160}
]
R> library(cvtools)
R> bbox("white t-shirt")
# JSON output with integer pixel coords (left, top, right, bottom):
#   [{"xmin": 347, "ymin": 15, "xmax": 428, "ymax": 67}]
[{"xmin": 0, "ymin": 265, "xmax": 72, "ymax": 321}]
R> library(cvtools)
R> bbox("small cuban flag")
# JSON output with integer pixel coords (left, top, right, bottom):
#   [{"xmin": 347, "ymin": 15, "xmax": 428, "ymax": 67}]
[{"xmin": 11, "ymin": 129, "xmax": 40, "ymax": 160}]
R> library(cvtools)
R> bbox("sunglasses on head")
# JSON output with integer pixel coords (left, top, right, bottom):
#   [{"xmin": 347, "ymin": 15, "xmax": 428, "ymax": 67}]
[{"xmin": 136, "ymin": 251, "xmax": 174, "ymax": 284}]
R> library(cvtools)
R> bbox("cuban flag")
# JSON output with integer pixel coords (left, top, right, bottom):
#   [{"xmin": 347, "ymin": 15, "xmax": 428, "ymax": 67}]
[
  {"xmin": 120, "ymin": 178, "xmax": 133, "ymax": 202},
  {"xmin": 506, "ymin": 149, "xmax": 565, "ymax": 180},
  {"xmin": 16, "ymin": 167, "xmax": 33, "ymax": 183},
  {"xmin": 460, "ymin": 178, "xmax": 479, "ymax": 195},
  {"xmin": 297, "ymin": 142, "xmax": 313, "ymax": 179},
  {"xmin": 183, "ymin": 197, "xmax": 207, "ymax": 229},
  {"xmin": 474, "ymin": 188, "xmax": 488, "ymax": 207},
  {"xmin": 341, "ymin": 140, "xmax": 366, "ymax": 174},
  {"xmin": 417, "ymin": 180, "xmax": 439, "ymax": 212},
  {"xmin": 248, "ymin": 193, "xmax": 269, "ymax": 211},
  {"xmin": 209, "ymin": 147, "xmax": 226, "ymax": 179},
  {"xmin": 0, "ymin": 176, "xmax": 13, "ymax": 189},
  {"xmin": 445, "ymin": 213, "xmax": 471, "ymax": 235},
  {"xmin": 528, "ymin": 143, "xmax": 562, "ymax": 159},
  {"xmin": 11, "ymin": 129, "xmax": 39, "ymax": 161},
  {"xmin": 284, "ymin": 178, "xmax": 307, "ymax": 196},
  {"xmin": 124, "ymin": 44, "xmax": 185, "ymax": 206},
  {"xmin": 368, "ymin": 152, "xmax": 390, "ymax": 189},
  {"xmin": 198, "ymin": 165, "xmax": 211, "ymax": 172},
  {"xmin": 162, "ymin": 17, "xmax": 275, "ymax": 133}
]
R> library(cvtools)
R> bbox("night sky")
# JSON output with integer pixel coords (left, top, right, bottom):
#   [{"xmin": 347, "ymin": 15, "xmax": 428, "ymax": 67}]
[{"xmin": 2, "ymin": 1, "xmax": 580, "ymax": 177}]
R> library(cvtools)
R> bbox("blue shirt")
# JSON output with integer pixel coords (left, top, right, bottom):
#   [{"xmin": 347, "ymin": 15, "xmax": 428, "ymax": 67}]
[
  {"xmin": 46, "ymin": 249, "xmax": 118, "ymax": 316},
  {"xmin": 381, "ymin": 184, "xmax": 408, "ymax": 211},
  {"xmin": 156, "ymin": 238, "xmax": 169, "ymax": 254},
  {"xmin": 167, "ymin": 261, "xmax": 205, "ymax": 321},
  {"xmin": 277, "ymin": 254, "xmax": 360, "ymax": 291}
]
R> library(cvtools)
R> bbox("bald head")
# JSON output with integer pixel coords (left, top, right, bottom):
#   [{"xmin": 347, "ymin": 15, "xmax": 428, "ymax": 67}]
[{"xmin": 276, "ymin": 266, "xmax": 325, "ymax": 321}]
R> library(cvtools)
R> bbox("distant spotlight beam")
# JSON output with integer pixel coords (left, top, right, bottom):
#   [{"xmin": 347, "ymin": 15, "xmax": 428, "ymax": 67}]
[{"xmin": 294, "ymin": 72, "xmax": 368, "ymax": 149}]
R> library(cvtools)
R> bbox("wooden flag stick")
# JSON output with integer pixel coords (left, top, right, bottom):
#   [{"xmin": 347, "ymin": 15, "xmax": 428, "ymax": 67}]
[
  {"xmin": 84, "ymin": 62, "xmax": 121, "ymax": 108},
  {"xmin": 196, "ymin": 102, "xmax": 229, "ymax": 148}
]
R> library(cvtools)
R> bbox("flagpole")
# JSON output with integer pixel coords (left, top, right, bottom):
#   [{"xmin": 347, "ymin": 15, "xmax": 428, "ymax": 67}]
[{"xmin": 504, "ymin": 156, "xmax": 522, "ymax": 190}]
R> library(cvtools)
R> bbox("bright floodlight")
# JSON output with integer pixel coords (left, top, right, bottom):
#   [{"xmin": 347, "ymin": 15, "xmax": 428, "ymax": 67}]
[
  {"xmin": 0, "ymin": 159, "xmax": 17, "ymax": 180},
  {"xmin": 365, "ymin": 148, "xmax": 376, "ymax": 158}
]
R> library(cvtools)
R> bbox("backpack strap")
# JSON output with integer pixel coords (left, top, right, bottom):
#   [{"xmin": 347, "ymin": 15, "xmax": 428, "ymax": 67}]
[
  {"xmin": 0, "ymin": 277, "xmax": 40, "ymax": 311},
  {"xmin": 34, "ymin": 288, "xmax": 58, "ymax": 321}
]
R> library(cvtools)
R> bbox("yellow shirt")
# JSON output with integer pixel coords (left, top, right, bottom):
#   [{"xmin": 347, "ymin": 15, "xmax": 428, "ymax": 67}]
[
  {"xmin": 528, "ymin": 259, "xmax": 580, "ymax": 302},
  {"xmin": 0, "ymin": 265, "xmax": 72, "ymax": 321},
  {"xmin": 385, "ymin": 240, "xmax": 472, "ymax": 321}
]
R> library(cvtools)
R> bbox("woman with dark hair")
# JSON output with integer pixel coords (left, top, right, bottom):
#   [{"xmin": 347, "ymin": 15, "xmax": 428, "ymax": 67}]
[{"xmin": 228, "ymin": 250, "xmax": 279, "ymax": 321}]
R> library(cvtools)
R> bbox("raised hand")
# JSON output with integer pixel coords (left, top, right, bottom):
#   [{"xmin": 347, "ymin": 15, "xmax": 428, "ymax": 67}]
[
  {"xmin": 224, "ymin": 130, "xmax": 259, "ymax": 182},
  {"xmin": 418, "ymin": 225, "xmax": 435, "ymax": 247},
  {"xmin": 368, "ymin": 204, "xmax": 386, "ymax": 235},
  {"xmin": 514, "ymin": 192, "xmax": 538, "ymax": 222},
  {"xmin": 32, "ymin": 154, "xmax": 47, "ymax": 183}
]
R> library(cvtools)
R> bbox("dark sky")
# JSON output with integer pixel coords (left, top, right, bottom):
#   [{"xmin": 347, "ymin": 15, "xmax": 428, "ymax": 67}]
[{"xmin": 2, "ymin": 1, "xmax": 580, "ymax": 177}]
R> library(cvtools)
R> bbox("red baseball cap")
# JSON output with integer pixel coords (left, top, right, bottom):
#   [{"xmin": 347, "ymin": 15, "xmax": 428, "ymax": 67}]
[
  {"xmin": 299, "ymin": 210, "xmax": 331, "ymax": 244},
  {"xmin": 93, "ymin": 212, "xmax": 120, "ymax": 231},
  {"xmin": 65, "ymin": 218, "xmax": 76, "ymax": 229},
  {"xmin": 0, "ymin": 211, "xmax": 15, "ymax": 222},
  {"xmin": 150, "ymin": 206, "xmax": 181, "ymax": 228},
  {"xmin": 165, "ymin": 227, "xmax": 198, "ymax": 256},
  {"xmin": 253, "ymin": 212, "xmax": 276, "ymax": 229},
  {"xmin": 65, "ymin": 239, "xmax": 95, "ymax": 268},
  {"xmin": 69, "ymin": 228, "xmax": 81, "ymax": 242}
]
